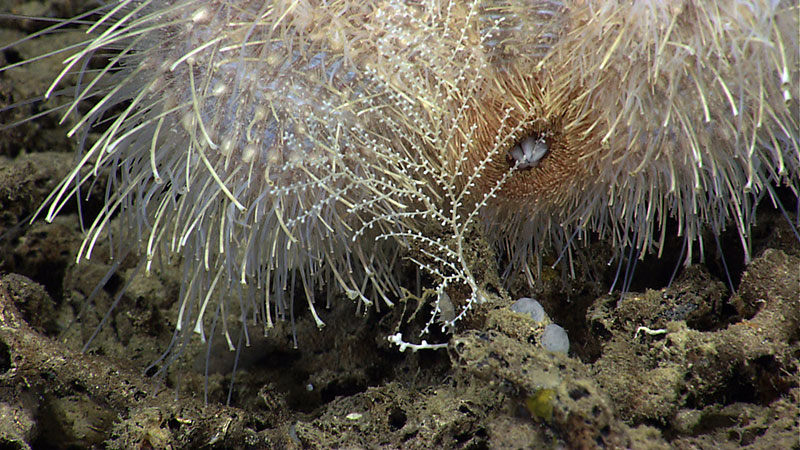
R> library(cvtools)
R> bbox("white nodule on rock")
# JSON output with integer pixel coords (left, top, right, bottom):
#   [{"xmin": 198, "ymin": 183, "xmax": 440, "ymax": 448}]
[
  {"xmin": 542, "ymin": 324, "xmax": 569, "ymax": 354},
  {"xmin": 510, "ymin": 297, "xmax": 547, "ymax": 322}
]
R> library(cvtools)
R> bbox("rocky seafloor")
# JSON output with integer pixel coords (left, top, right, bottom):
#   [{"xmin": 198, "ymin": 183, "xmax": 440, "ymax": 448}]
[{"xmin": 1, "ymin": 1, "xmax": 798, "ymax": 448}]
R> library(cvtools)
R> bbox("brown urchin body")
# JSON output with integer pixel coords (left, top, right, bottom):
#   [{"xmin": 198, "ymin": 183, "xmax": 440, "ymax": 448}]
[{"xmin": 1, "ymin": 0, "xmax": 798, "ymax": 352}]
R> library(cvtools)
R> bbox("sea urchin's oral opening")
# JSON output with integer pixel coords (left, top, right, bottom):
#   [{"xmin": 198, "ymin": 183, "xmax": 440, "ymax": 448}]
[{"xmin": 507, "ymin": 133, "xmax": 549, "ymax": 170}]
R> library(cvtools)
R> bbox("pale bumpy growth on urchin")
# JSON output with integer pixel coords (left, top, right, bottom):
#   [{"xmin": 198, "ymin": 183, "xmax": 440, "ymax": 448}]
[{"xmin": 2, "ymin": 0, "xmax": 798, "ymax": 351}]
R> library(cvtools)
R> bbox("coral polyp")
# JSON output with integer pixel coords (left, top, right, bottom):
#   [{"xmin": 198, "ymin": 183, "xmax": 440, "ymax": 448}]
[{"xmin": 2, "ymin": 0, "xmax": 797, "ymax": 352}]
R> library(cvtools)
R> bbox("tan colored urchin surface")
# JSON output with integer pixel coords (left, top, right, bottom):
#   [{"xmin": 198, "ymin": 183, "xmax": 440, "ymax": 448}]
[{"xmin": 467, "ymin": 0, "xmax": 799, "ymax": 271}]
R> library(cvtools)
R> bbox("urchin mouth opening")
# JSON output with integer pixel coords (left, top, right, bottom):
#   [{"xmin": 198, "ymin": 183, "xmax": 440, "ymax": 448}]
[{"xmin": 506, "ymin": 131, "xmax": 549, "ymax": 170}]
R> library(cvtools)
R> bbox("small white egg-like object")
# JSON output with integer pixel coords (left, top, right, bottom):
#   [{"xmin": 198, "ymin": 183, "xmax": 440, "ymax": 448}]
[
  {"xmin": 510, "ymin": 297, "xmax": 547, "ymax": 322},
  {"xmin": 542, "ymin": 324, "xmax": 569, "ymax": 354}
]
